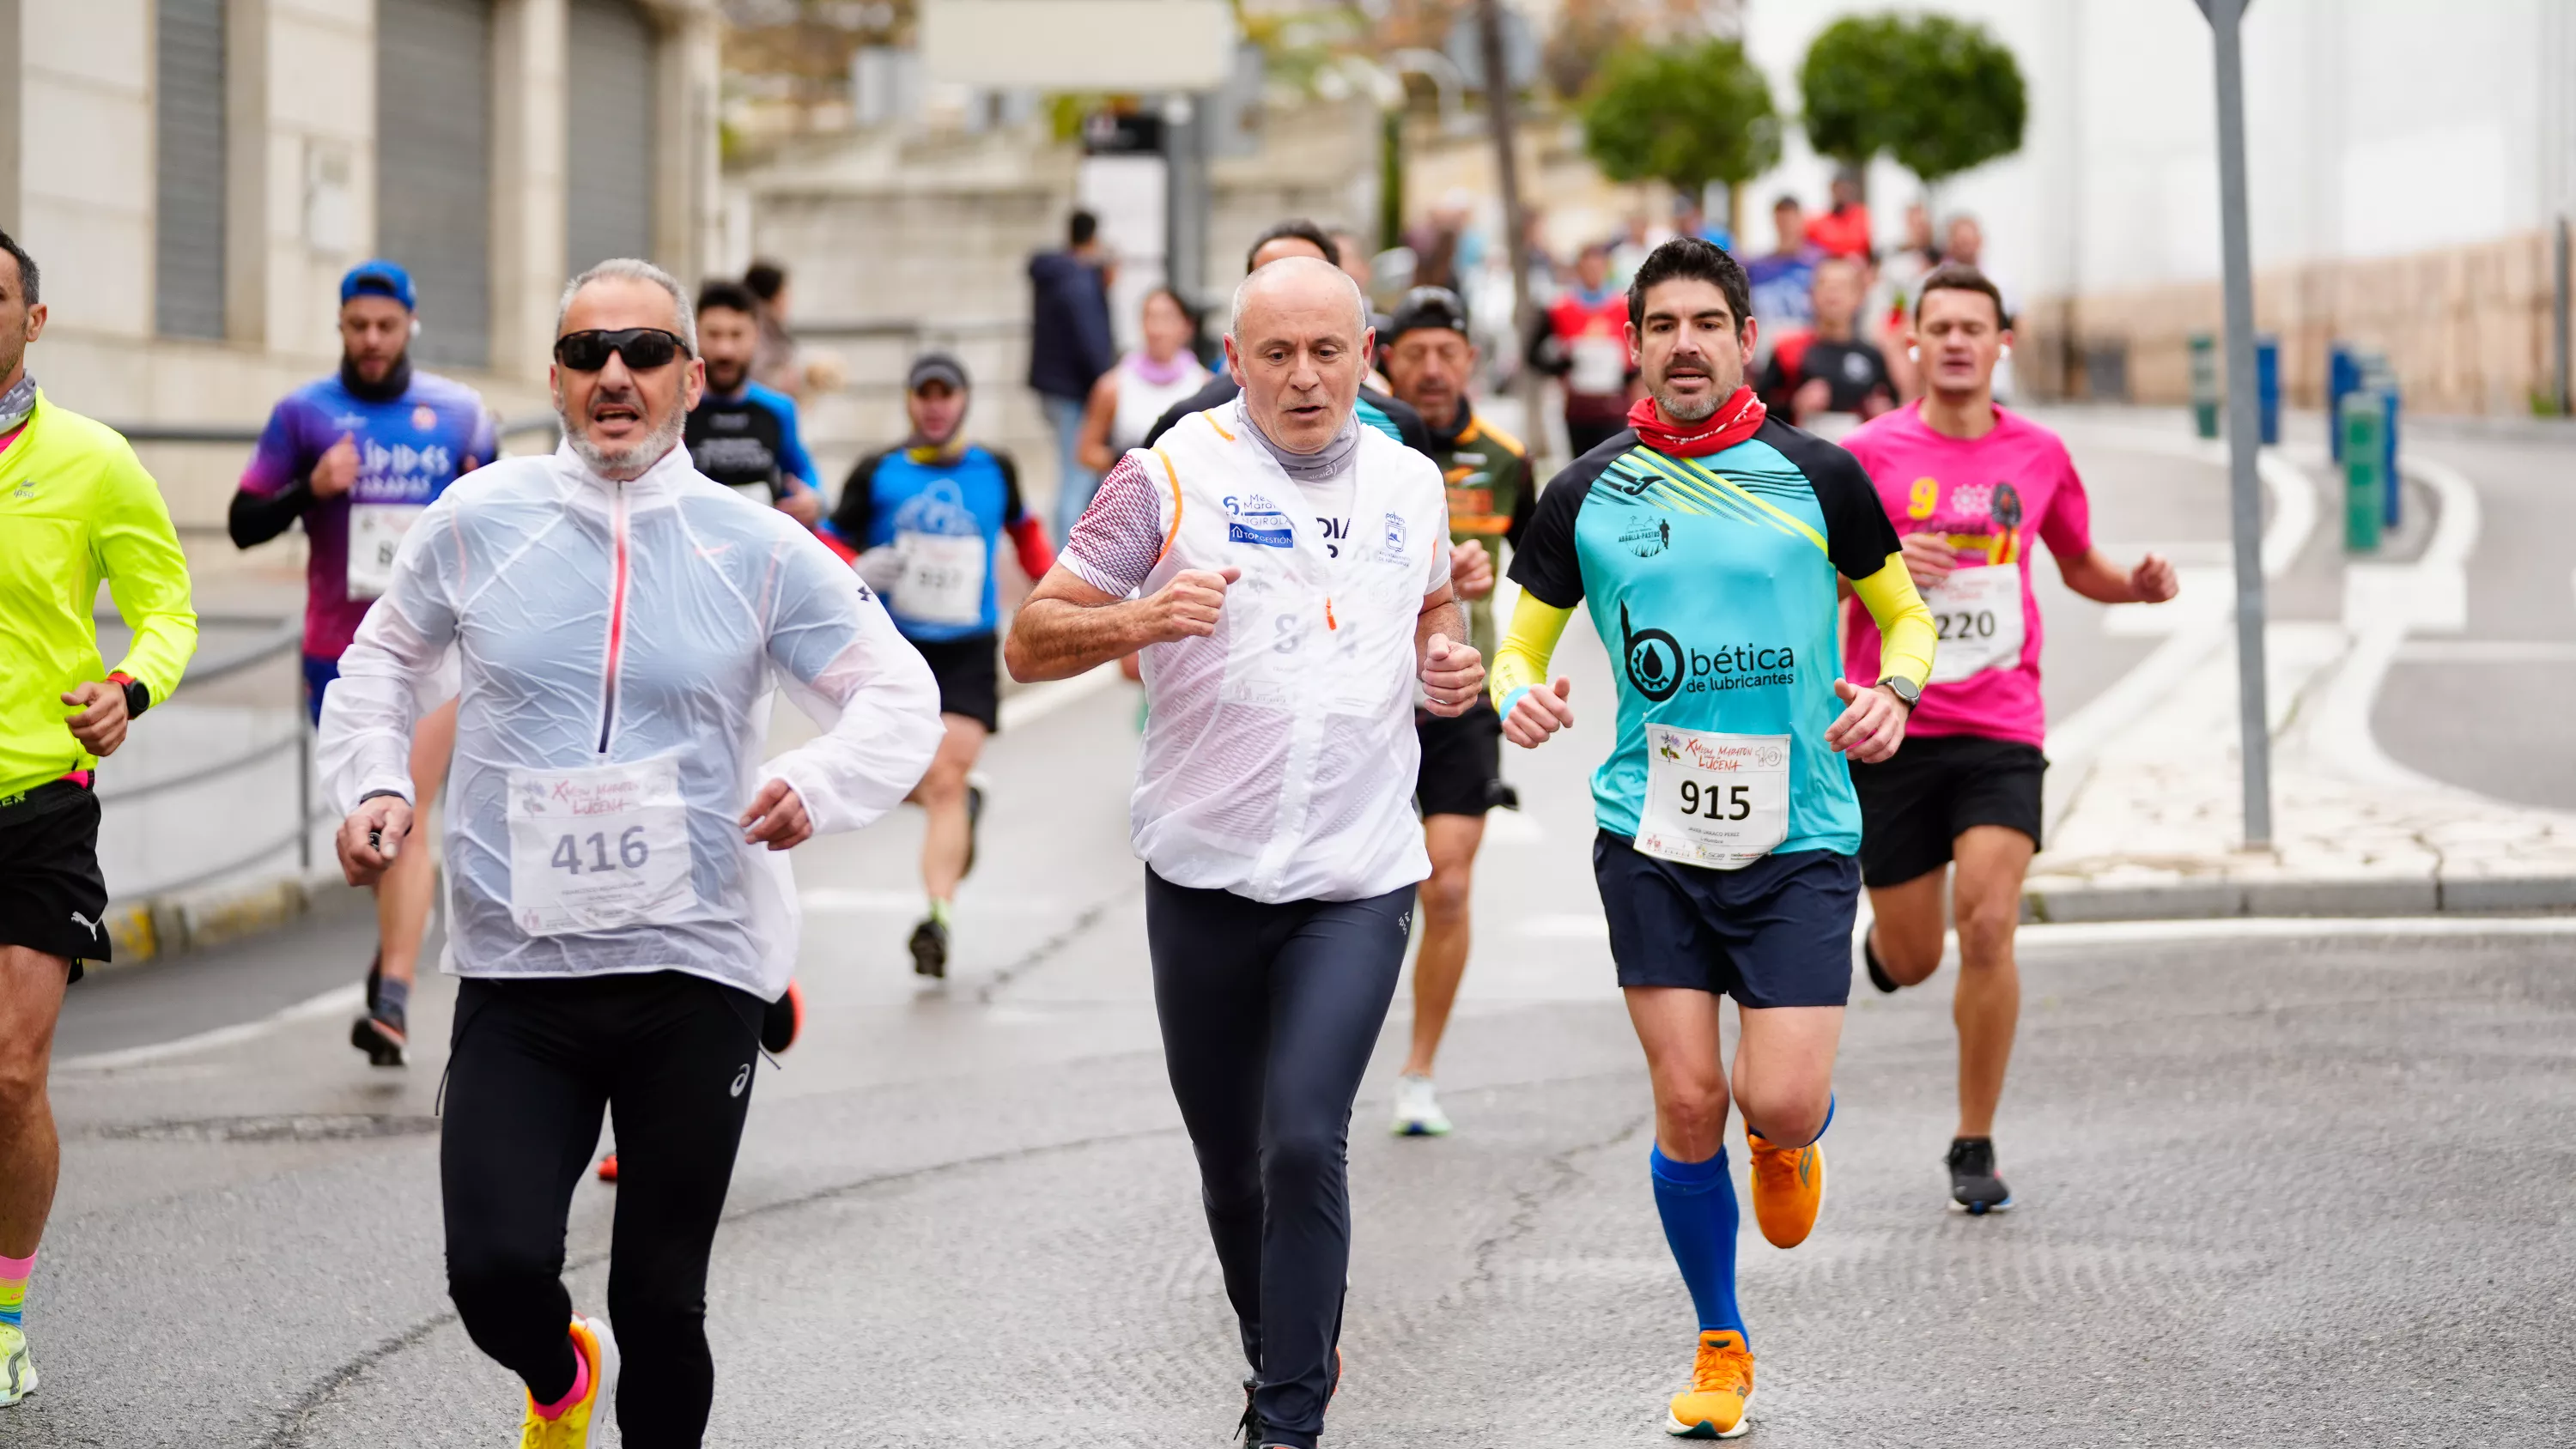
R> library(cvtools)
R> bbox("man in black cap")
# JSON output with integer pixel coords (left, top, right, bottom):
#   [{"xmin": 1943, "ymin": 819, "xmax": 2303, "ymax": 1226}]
[
  {"xmin": 828, "ymin": 353, "xmax": 1054, "ymax": 979},
  {"xmin": 1376, "ymin": 286, "xmax": 1533, "ymax": 1138}
]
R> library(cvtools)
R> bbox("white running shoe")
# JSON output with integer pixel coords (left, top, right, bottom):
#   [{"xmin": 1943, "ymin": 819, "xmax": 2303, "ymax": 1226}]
[
  {"xmin": 0, "ymin": 1322, "xmax": 37, "ymax": 1407},
  {"xmin": 1391, "ymin": 1074, "xmax": 1452, "ymax": 1137}
]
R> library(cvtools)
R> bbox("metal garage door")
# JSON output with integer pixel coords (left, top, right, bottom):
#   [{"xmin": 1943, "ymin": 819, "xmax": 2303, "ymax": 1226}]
[
  {"xmin": 155, "ymin": 0, "xmax": 227, "ymax": 340},
  {"xmin": 377, "ymin": 0, "xmax": 492, "ymax": 367},
  {"xmin": 565, "ymin": 0, "xmax": 656, "ymax": 277}
]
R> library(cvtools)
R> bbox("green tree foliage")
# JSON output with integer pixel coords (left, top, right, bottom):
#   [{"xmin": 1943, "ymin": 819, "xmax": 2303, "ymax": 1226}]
[
  {"xmin": 1800, "ymin": 12, "xmax": 2026, "ymax": 186},
  {"xmin": 1579, "ymin": 38, "xmax": 1780, "ymax": 197}
]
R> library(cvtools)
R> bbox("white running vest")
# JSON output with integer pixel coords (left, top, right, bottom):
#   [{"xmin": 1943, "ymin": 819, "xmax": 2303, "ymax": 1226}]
[{"xmin": 1128, "ymin": 402, "xmax": 1449, "ymax": 903}]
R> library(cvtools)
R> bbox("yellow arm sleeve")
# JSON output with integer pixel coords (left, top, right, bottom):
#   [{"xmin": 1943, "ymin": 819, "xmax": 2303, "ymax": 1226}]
[
  {"xmin": 1850, "ymin": 554, "xmax": 1935, "ymax": 690},
  {"xmin": 1489, "ymin": 590, "xmax": 1575, "ymax": 713}
]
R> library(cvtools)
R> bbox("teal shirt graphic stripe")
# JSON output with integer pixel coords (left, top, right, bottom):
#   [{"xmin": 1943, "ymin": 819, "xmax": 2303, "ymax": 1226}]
[{"xmin": 1508, "ymin": 421, "xmax": 1905, "ymax": 854}]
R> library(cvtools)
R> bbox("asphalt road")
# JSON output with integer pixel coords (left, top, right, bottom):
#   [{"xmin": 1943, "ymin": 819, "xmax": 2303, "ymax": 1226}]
[{"xmin": 22, "ymin": 427, "xmax": 2573, "ymax": 1446}]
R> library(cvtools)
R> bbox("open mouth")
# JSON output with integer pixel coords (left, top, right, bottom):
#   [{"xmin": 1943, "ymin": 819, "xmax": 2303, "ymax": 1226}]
[{"xmin": 590, "ymin": 399, "xmax": 644, "ymax": 429}]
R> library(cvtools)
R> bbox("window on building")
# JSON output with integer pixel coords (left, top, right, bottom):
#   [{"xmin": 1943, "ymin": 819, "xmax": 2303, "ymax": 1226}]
[
  {"xmin": 377, "ymin": 0, "xmax": 494, "ymax": 368},
  {"xmin": 566, "ymin": 0, "xmax": 657, "ymax": 277},
  {"xmin": 155, "ymin": 0, "xmax": 228, "ymax": 340}
]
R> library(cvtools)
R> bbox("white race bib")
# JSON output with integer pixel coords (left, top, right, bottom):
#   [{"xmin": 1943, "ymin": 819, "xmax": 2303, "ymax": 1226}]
[
  {"xmin": 506, "ymin": 755, "xmax": 700, "ymax": 937},
  {"xmin": 895, "ymin": 530, "xmax": 987, "ymax": 626},
  {"xmin": 1571, "ymin": 336, "xmax": 1628, "ymax": 395},
  {"xmin": 1921, "ymin": 565, "xmax": 2026, "ymax": 683},
  {"xmin": 347, "ymin": 503, "xmax": 425, "ymax": 601},
  {"xmin": 1633, "ymin": 725, "xmax": 1790, "ymax": 870}
]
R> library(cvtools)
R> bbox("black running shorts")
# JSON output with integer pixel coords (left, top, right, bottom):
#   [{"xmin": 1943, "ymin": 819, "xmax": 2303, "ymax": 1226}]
[
  {"xmin": 1592, "ymin": 834, "xmax": 1858, "ymax": 1009},
  {"xmin": 0, "ymin": 779, "xmax": 111, "ymax": 981},
  {"xmin": 1848, "ymin": 733, "xmax": 2046, "ymax": 888},
  {"xmin": 909, "ymin": 632, "xmax": 1001, "ymax": 733},
  {"xmin": 1415, "ymin": 700, "xmax": 1506, "ymax": 818}
]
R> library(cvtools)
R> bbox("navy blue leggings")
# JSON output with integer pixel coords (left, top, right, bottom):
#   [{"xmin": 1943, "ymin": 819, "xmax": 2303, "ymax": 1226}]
[{"xmin": 1145, "ymin": 870, "xmax": 1414, "ymax": 1449}]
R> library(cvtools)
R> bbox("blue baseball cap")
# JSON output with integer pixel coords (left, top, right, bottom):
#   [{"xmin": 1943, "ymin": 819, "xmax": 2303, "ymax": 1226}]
[{"xmin": 340, "ymin": 259, "xmax": 416, "ymax": 310}]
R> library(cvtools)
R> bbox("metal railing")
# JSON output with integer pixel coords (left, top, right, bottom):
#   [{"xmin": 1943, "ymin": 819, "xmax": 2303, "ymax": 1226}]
[{"xmin": 111, "ymin": 412, "xmax": 562, "ymax": 449}]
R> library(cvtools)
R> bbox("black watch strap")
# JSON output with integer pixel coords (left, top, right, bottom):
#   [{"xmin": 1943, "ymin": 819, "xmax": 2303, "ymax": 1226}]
[{"xmin": 110, "ymin": 672, "xmax": 150, "ymax": 718}]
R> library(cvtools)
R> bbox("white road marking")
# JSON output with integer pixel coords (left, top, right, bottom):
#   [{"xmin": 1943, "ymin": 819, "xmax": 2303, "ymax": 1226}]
[
  {"xmin": 2309, "ymin": 451, "xmax": 2482, "ymax": 790},
  {"xmin": 55, "ymin": 983, "xmax": 365, "ymax": 1073},
  {"xmin": 1517, "ymin": 913, "xmax": 1608, "ymax": 940},
  {"xmin": 2392, "ymin": 640, "xmax": 2576, "ymax": 664},
  {"xmin": 997, "ymin": 661, "xmax": 1122, "ymax": 731},
  {"xmin": 2019, "ymin": 915, "xmax": 2576, "ymax": 948}
]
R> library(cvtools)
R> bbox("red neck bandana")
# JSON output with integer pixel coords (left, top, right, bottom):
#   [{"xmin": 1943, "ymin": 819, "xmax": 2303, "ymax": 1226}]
[{"xmin": 1626, "ymin": 387, "xmax": 1767, "ymax": 458}]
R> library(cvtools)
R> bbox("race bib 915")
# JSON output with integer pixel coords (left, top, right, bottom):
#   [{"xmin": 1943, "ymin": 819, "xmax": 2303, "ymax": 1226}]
[{"xmin": 1633, "ymin": 725, "xmax": 1790, "ymax": 870}]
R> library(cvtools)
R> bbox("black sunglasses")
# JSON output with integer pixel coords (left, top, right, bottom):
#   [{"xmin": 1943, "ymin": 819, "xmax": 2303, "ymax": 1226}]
[{"xmin": 554, "ymin": 328, "xmax": 691, "ymax": 372}]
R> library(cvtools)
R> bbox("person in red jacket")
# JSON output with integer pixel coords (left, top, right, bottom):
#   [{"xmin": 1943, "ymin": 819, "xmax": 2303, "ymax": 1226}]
[{"xmin": 1534, "ymin": 243, "xmax": 1635, "ymax": 458}]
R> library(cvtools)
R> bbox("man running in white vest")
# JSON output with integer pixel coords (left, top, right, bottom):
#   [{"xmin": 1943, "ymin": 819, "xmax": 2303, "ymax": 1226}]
[{"xmin": 1006, "ymin": 256, "xmax": 1485, "ymax": 1449}]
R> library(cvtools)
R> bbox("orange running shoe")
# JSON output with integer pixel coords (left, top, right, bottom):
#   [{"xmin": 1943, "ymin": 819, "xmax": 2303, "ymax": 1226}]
[
  {"xmin": 1663, "ymin": 1329, "xmax": 1753, "ymax": 1439},
  {"xmin": 1746, "ymin": 1128, "xmax": 1825, "ymax": 1249}
]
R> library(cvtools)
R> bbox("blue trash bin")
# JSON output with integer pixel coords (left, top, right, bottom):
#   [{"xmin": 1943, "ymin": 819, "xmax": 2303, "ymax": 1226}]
[
  {"xmin": 2328, "ymin": 344, "xmax": 2360, "ymax": 461},
  {"xmin": 2255, "ymin": 335, "xmax": 2281, "ymax": 446}
]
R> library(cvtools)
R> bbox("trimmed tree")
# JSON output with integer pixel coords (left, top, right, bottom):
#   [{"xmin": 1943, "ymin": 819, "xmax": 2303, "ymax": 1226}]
[
  {"xmin": 1801, "ymin": 12, "xmax": 2026, "ymax": 195},
  {"xmin": 1580, "ymin": 37, "xmax": 1780, "ymax": 223}
]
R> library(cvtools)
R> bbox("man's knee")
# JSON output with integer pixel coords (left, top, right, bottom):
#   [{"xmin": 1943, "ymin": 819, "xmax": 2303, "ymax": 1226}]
[
  {"xmin": 447, "ymin": 1242, "xmax": 562, "ymax": 1333},
  {"xmin": 916, "ymin": 761, "xmax": 969, "ymax": 808},
  {"xmin": 1261, "ymin": 1126, "xmax": 1348, "ymax": 1189},
  {"xmin": 1419, "ymin": 861, "xmax": 1472, "ymax": 921},
  {"xmin": 1739, "ymin": 1084, "xmax": 1831, "ymax": 1148},
  {"xmin": 1953, "ymin": 879, "xmax": 2024, "ymax": 968},
  {"xmin": 1652, "ymin": 1076, "xmax": 1731, "ymax": 1156}
]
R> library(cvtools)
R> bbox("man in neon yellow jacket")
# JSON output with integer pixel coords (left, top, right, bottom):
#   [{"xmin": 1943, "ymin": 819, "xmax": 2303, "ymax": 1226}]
[{"xmin": 0, "ymin": 226, "xmax": 198, "ymax": 1406}]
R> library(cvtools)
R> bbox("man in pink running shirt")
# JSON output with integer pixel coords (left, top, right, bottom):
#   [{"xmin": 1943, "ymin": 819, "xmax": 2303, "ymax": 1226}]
[{"xmin": 1839, "ymin": 263, "xmax": 2178, "ymax": 1215}]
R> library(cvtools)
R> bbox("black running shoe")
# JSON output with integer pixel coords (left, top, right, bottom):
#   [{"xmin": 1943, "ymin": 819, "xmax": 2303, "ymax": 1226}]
[
  {"xmin": 963, "ymin": 780, "xmax": 986, "ymax": 877},
  {"xmin": 349, "ymin": 1005, "xmax": 406, "ymax": 1068},
  {"xmin": 1863, "ymin": 930, "xmax": 1898, "ymax": 994},
  {"xmin": 761, "ymin": 979, "xmax": 805, "ymax": 1054},
  {"xmin": 1236, "ymin": 1377, "xmax": 1264, "ymax": 1449},
  {"xmin": 1947, "ymin": 1137, "xmax": 2014, "ymax": 1215},
  {"xmin": 908, "ymin": 916, "xmax": 949, "ymax": 979}
]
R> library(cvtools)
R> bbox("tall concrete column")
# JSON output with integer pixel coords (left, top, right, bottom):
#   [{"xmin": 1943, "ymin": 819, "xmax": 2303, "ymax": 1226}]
[
  {"xmin": 491, "ymin": 0, "xmax": 568, "ymax": 383},
  {"xmin": 0, "ymin": 0, "xmax": 21, "ymax": 235},
  {"xmin": 224, "ymin": 0, "xmax": 270, "ymax": 345},
  {"xmin": 651, "ymin": 0, "xmax": 720, "ymax": 285}
]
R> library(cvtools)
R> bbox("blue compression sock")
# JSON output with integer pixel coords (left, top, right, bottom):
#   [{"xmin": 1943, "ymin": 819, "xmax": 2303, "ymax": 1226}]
[{"xmin": 1649, "ymin": 1145, "xmax": 1747, "ymax": 1339}]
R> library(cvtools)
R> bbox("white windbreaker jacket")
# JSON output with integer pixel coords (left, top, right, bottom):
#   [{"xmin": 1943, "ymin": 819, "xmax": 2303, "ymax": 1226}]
[{"xmin": 319, "ymin": 440, "xmax": 943, "ymax": 1000}]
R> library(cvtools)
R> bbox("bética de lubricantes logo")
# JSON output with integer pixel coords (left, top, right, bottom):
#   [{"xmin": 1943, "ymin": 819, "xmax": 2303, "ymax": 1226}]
[{"xmin": 1619, "ymin": 602, "xmax": 1797, "ymax": 703}]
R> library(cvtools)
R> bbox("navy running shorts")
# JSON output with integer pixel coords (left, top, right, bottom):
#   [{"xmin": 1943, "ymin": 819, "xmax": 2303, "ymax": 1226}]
[{"xmin": 1592, "ymin": 832, "xmax": 1858, "ymax": 1009}]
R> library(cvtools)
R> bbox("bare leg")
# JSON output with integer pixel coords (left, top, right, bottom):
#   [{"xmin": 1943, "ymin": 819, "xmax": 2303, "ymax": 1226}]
[
  {"xmin": 0, "ymin": 946, "xmax": 70, "ymax": 1258},
  {"xmin": 1865, "ymin": 865, "xmax": 1948, "ymax": 989},
  {"xmin": 1730, "ymin": 1004, "xmax": 1844, "ymax": 1148},
  {"xmin": 375, "ymin": 698, "xmax": 456, "ymax": 988},
  {"xmin": 907, "ymin": 715, "xmax": 987, "ymax": 905},
  {"xmin": 1623, "ymin": 986, "xmax": 1731, "ymax": 1160},
  {"xmin": 1947, "ymin": 825, "xmax": 2033, "ymax": 1138},
  {"xmin": 1401, "ymin": 813, "xmax": 1485, "ymax": 1077}
]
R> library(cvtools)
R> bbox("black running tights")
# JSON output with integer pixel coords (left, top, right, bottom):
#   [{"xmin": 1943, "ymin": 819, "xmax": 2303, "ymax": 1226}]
[
  {"xmin": 441, "ymin": 971, "xmax": 762, "ymax": 1449},
  {"xmin": 1145, "ymin": 870, "xmax": 1414, "ymax": 1449}
]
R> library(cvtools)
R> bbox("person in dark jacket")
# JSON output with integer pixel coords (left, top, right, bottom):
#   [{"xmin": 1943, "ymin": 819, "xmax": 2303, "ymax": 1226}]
[
  {"xmin": 1140, "ymin": 220, "xmax": 1436, "ymax": 458},
  {"xmin": 1028, "ymin": 210, "xmax": 1118, "ymax": 540}
]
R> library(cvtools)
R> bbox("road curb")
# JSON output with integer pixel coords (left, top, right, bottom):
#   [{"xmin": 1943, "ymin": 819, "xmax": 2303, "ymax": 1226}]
[
  {"xmin": 2023, "ymin": 875, "xmax": 2576, "ymax": 923},
  {"xmin": 97, "ymin": 868, "xmax": 375, "ymax": 971}
]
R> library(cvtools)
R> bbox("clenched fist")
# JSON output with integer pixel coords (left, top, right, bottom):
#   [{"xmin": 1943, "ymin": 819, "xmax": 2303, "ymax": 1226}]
[
  {"xmin": 1141, "ymin": 567, "xmax": 1240, "ymax": 644},
  {"xmin": 1419, "ymin": 634, "xmax": 1486, "ymax": 717},
  {"xmin": 311, "ymin": 432, "xmax": 361, "ymax": 500}
]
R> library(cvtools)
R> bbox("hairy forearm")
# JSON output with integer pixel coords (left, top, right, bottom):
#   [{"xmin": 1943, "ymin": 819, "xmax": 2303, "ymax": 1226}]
[
  {"xmin": 1005, "ymin": 597, "xmax": 1157, "ymax": 682},
  {"xmin": 1416, "ymin": 597, "xmax": 1467, "ymax": 663}
]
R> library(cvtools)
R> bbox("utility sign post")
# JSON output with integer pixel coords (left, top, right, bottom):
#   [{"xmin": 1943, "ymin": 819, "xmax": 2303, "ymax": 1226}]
[{"xmin": 2198, "ymin": 0, "xmax": 2272, "ymax": 850}]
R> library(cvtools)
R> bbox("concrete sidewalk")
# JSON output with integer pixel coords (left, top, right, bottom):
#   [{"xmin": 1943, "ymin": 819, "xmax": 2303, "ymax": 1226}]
[{"xmin": 2025, "ymin": 416, "xmax": 2576, "ymax": 919}]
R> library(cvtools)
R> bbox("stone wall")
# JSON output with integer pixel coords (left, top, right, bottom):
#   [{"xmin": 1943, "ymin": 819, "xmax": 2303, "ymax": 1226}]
[{"xmin": 2024, "ymin": 230, "xmax": 2573, "ymax": 417}]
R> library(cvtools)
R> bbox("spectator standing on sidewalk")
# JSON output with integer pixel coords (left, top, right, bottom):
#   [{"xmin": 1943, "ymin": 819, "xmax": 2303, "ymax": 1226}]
[{"xmin": 1028, "ymin": 210, "xmax": 1119, "ymax": 543}]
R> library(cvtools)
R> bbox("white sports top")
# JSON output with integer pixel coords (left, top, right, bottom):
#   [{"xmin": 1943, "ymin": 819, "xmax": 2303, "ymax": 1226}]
[{"xmin": 1108, "ymin": 351, "xmax": 1212, "ymax": 454}]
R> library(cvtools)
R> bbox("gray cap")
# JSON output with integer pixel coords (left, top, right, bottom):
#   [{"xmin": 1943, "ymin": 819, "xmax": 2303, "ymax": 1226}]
[{"xmin": 906, "ymin": 350, "xmax": 969, "ymax": 392}]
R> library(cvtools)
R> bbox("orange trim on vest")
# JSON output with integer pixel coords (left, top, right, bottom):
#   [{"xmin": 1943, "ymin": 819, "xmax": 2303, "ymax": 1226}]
[
  {"xmin": 1201, "ymin": 409, "xmax": 1235, "ymax": 443},
  {"xmin": 1152, "ymin": 449, "xmax": 1184, "ymax": 566}
]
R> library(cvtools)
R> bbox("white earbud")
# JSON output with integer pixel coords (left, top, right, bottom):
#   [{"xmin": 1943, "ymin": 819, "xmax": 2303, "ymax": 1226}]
[
  {"xmin": 1999, "ymin": 342, "xmax": 2012, "ymax": 359},
  {"xmin": 1907, "ymin": 345, "xmax": 1919, "ymax": 361},
  {"xmin": 410, "ymin": 318, "xmax": 422, "ymax": 338}
]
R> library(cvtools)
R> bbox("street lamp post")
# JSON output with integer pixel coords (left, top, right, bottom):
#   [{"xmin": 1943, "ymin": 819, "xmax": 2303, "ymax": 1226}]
[{"xmin": 2202, "ymin": 0, "xmax": 2272, "ymax": 849}]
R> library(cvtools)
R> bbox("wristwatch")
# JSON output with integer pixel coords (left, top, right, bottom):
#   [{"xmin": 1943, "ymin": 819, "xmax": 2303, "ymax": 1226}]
[
  {"xmin": 1875, "ymin": 675, "xmax": 1921, "ymax": 712},
  {"xmin": 107, "ymin": 670, "xmax": 150, "ymax": 719}
]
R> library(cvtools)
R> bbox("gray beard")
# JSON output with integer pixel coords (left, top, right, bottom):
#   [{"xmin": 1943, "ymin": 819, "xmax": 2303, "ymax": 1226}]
[
  {"xmin": 1654, "ymin": 383, "xmax": 1722, "ymax": 423},
  {"xmin": 564, "ymin": 403, "xmax": 686, "ymax": 481}
]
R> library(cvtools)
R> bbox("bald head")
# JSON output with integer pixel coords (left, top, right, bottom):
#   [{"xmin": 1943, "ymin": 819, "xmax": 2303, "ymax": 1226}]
[{"xmin": 1224, "ymin": 256, "xmax": 1373, "ymax": 456}]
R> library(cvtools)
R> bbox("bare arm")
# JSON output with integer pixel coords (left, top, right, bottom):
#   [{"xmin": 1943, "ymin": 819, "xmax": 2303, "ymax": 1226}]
[
  {"xmin": 1416, "ymin": 584, "xmax": 1467, "ymax": 666},
  {"xmin": 1004, "ymin": 561, "xmax": 1239, "ymax": 682},
  {"xmin": 1076, "ymin": 373, "xmax": 1121, "ymax": 474},
  {"xmin": 2057, "ymin": 546, "xmax": 2178, "ymax": 605},
  {"xmin": 1415, "ymin": 583, "xmax": 1486, "ymax": 718}
]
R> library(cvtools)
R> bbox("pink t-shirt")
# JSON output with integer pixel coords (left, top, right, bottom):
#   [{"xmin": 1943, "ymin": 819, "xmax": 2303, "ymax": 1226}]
[{"xmin": 1840, "ymin": 403, "xmax": 2092, "ymax": 749}]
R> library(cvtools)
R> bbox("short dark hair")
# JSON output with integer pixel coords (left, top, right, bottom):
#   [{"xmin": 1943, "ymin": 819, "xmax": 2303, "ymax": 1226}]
[
  {"xmin": 743, "ymin": 259, "xmax": 786, "ymax": 303},
  {"xmin": 1244, "ymin": 219, "xmax": 1340, "ymax": 274},
  {"xmin": 696, "ymin": 279, "xmax": 760, "ymax": 318},
  {"xmin": 1626, "ymin": 237, "xmax": 1752, "ymax": 336},
  {"xmin": 1771, "ymin": 193, "xmax": 1802, "ymax": 213},
  {"xmin": 0, "ymin": 228, "xmax": 39, "ymax": 306},
  {"xmin": 1069, "ymin": 209, "xmax": 1099, "ymax": 248},
  {"xmin": 1913, "ymin": 261, "xmax": 2010, "ymax": 328}
]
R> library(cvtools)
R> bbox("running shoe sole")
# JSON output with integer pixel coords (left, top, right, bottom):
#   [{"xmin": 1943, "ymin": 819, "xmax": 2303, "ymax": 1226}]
[
  {"xmin": 963, "ymin": 781, "xmax": 986, "ymax": 877},
  {"xmin": 908, "ymin": 921, "xmax": 948, "ymax": 979},
  {"xmin": 1949, "ymin": 1195, "xmax": 2015, "ymax": 1216},
  {"xmin": 0, "ymin": 1345, "xmax": 34, "ymax": 1407},
  {"xmin": 349, "ymin": 1014, "xmax": 407, "ymax": 1068},
  {"xmin": 1664, "ymin": 1391, "xmax": 1753, "ymax": 1440},
  {"xmin": 572, "ymin": 1313, "xmax": 621, "ymax": 1446}
]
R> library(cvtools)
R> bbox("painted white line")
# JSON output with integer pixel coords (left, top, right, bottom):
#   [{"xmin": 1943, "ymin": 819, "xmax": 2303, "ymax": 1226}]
[
  {"xmin": 2309, "ymin": 452, "xmax": 2482, "ymax": 791},
  {"xmin": 2392, "ymin": 640, "xmax": 2576, "ymax": 664},
  {"xmin": 998, "ymin": 661, "xmax": 1122, "ymax": 731},
  {"xmin": 56, "ymin": 983, "xmax": 365, "ymax": 1073},
  {"xmin": 2019, "ymin": 915, "xmax": 2576, "ymax": 949}
]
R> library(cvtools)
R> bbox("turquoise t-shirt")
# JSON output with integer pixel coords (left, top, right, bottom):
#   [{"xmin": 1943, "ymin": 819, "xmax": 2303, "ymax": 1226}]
[{"xmin": 1507, "ymin": 419, "xmax": 1904, "ymax": 855}]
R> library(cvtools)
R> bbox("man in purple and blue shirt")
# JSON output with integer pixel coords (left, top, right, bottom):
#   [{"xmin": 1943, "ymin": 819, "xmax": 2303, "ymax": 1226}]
[{"xmin": 229, "ymin": 259, "xmax": 493, "ymax": 1069}]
